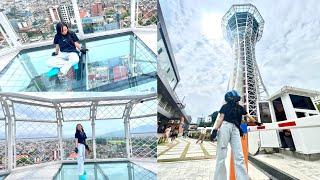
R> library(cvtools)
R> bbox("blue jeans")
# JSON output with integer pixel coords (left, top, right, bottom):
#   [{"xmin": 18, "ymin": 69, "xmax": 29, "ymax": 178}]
[{"xmin": 214, "ymin": 121, "xmax": 249, "ymax": 180}]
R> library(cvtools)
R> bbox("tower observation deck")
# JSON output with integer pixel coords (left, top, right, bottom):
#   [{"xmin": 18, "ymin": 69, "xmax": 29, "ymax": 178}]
[{"xmin": 222, "ymin": 4, "xmax": 269, "ymax": 119}]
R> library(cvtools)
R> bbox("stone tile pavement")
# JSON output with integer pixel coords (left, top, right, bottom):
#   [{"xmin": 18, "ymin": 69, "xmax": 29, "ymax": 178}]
[
  {"xmin": 157, "ymin": 158, "xmax": 269, "ymax": 180},
  {"xmin": 254, "ymin": 153, "xmax": 320, "ymax": 179},
  {"xmin": 158, "ymin": 137, "xmax": 214, "ymax": 161},
  {"xmin": 157, "ymin": 137, "xmax": 269, "ymax": 180}
]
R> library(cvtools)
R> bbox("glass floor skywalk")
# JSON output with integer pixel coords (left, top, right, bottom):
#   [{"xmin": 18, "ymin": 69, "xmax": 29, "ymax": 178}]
[
  {"xmin": 54, "ymin": 162, "xmax": 156, "ymax": 180},
  {"xmin": 0, "ymin": 31, "xmax": 156, "ymax": 92},
  {"xmin": 0, "ymin": 92, "xmax": 157, "ymax": 179}
]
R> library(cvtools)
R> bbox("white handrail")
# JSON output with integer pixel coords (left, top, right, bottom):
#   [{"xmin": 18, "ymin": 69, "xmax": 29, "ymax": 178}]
[{"xmin": 248, "ymin": 115, "xmax": 320, "ymax": 132}]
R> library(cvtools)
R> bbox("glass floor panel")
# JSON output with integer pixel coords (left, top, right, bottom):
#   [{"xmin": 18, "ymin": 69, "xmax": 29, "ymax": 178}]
[
  {"xmin": 54, "ymin": 162, "xmax": 156, "ymax": 180},
  {"xmin": 0, "ymin": 32, "xmax": 156, "ymax": 92}
]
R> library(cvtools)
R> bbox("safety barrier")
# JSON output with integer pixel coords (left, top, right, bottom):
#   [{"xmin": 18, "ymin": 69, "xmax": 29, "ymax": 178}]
[{"xmin": 0, "ymin": 92, "xmax": 156, "ymax": 173}]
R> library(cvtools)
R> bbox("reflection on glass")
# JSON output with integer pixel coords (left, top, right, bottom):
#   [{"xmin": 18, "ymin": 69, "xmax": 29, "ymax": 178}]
[
  {"xmin": 0, "ymin": 34, "xmax": 156, "ymax": 92},
  {"xmin": 157, "ymin": 29, "xmax": 177, "ymax": 89},
  {"xmin": 54, "ymin": 163, "xmax": 156, "ymax": 180},
  {"xmin": 86, "ymin": 34, "xmax": 156, "ymax": 91}
]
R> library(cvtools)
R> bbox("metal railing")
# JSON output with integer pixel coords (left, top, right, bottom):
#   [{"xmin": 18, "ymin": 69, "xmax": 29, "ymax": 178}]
[
  {"xmin": 0, "ymin": 92, "xmax": 157, "ymax": 173},
  {"xmin": 0, "ymin": 0, "xmax": 156, "ymax": 56},
  {"xmin": 247, "ymin": 115, "xmax": 320, "ymax": 155}
]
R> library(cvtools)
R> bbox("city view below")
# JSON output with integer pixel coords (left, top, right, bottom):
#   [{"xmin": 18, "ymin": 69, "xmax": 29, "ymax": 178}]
[
  {"xmin": 0, "ymin": 0, "xmax": 156, "ymax": 47},
  {"xmin": 0, "ymin": 135, "xmax": 155, "ymax": 170}
]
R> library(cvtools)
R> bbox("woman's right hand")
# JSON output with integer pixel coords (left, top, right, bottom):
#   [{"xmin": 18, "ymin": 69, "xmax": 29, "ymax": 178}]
[{"xmin": 211, "ymin": 129, "xmax": 218, "ymax": 142}]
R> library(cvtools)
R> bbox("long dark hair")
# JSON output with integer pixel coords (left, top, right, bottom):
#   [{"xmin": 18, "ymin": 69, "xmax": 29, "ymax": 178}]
[
  {"xmin": 225, "ymin": 100, "xmax": 243, "ymax": 115},
  {"xmin": 75, "ymin": 124, "xmax": 85, "ymax": 134},
  {"xmin": 56, "ymin": 22, "xmax": 69, "ymax": 35},
  {"xmin": 56, "ymin": 22, "xmax": 75, "ymax": 45}
]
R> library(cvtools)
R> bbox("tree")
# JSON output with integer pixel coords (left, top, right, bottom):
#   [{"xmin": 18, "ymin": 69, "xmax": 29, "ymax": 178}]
[
  {"xmin": 198, "ymin": 111, "xmax": 219, "ymax": 127},
  {"xmin": 150, "ymin": 16, "xmax": 157, "ymax": 24},
  {"xmin": 17, "ymin": 157, "xmax": 33, "ymax": 165},
  {"xmin": 317, "ymin": 103, "xmax": 320, "ymax": 112}
]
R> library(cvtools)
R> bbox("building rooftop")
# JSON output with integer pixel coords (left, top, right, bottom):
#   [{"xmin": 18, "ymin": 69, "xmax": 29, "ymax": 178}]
[{"xmin": 268, "ymin": 86, "xmax": 320, "ymax": 100}]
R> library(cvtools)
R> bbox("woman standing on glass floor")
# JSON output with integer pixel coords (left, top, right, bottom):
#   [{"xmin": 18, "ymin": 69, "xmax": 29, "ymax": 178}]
[
  {"xmin": 211, "ymin": 90, "xmax": 262, "ymax": 180},
  {"xmin": 75, "ymin": 124, "xmax": 91, "ymax": 177}
]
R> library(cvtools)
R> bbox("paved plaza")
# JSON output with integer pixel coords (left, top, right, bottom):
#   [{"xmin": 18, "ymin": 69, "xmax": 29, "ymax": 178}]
[
  {"xmin": 157, "ymin": 137, "xmax": 269, "ymax": 180},
  {"xmin": 254, "ymin": 153, "xmax": 320, "ymax": 179},
  {"xmin": 158, "ymin": 137, "xmax": 215, "ymax": 162}
]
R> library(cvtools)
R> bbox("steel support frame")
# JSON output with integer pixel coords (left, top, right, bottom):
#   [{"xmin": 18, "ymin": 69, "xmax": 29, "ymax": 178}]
[
  {"xmin": 0, "ymin": 12, "xmax": 21, "ymax": 48},
  {"xmin": 90, "ymin": 101, "xmax": 98, "ymax": 160},
  {"xmin": 0, "ymin": 93, "xmax": 156, "ymax": 172},
  {"xmin": 71, "ymin": 0, "xmax": 85, "ymax": 39},
  {"xmin": 130, "ymin": 34, "xmax": 137, "ymax": 77},
  {"xmin": 123, "ymin": 102, "xmax": 134, "ymax": 159},
  {"xmin": 54, "ymin": 103, "xmax": 64, "ymax": 161},
  {"xmin": 131, "ymin": 0, "xmax": 137, "ymax": 28},
  {"xmin": 0, "ymin": 97, "xmax": 14, "ymax": 171},
  {"xmin": 224, "ymin": 5, "xmax": 269, "ymax": 121}
]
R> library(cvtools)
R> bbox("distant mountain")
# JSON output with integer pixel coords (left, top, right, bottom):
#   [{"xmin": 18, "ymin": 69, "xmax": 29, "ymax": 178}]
[
  {"xmin": 6, "ymin": 124, "xmax": 157, "ymax": 139},
  {"xmin": 15, "ymin": 132, "xmax": 57, "ymax": 139},
  {"xmin": 130, "ymin": 124, "xmax": 156, "ymax": 134},
  {"xmin": 98, "ymin": 124, "xmax": 156, "ymax": 138}
]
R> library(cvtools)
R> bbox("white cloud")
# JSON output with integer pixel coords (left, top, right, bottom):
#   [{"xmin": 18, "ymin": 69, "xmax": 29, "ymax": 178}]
[{"xmin": 160, "ymin": 0, "xmax": 320, "ymax": 121}]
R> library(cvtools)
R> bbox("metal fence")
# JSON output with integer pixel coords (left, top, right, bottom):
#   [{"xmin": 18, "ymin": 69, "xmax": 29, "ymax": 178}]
[
  {"xmin": 136, "ymin": 0, "xmax": 157, "ymax": 27},
  {"xmin": 0, "ymin": 92, "xmax": 156, "ymax": 173}
]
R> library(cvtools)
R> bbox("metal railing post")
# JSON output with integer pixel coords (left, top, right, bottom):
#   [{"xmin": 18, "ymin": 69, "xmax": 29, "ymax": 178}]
[
  {"xmin": 129, "ymin": 35, "xmax": 137, "ymax": 77},
  {"xmin": 131, "ymin": 0, "xmax": 137, "ymax": 28},
  {"xmin": 0, "ymin": 11, "xmax": 21, "ymax": 47},
  {"xmin": 90, "ymin": 102, "xmax": 98, "ymax": 160},
  {"xmin": 55, "ymin": 103, "xmax": 64, "ymax": 161},
  {"xmin": 71, "ymin": 0, "xmax": 85, "ymax": 39},
  {"xmin": 124, "ymin": 102, "xmax": 134, "ymax": 159},
  {"xmin": 0, "ymin": 97, "xmax": 14, "ymax": 172}
]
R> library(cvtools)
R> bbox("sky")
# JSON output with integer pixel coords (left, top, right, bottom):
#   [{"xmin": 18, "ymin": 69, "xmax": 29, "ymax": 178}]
[{"xmin": 159, "ymin": 0, "xmax": 320, "ymax": 122}]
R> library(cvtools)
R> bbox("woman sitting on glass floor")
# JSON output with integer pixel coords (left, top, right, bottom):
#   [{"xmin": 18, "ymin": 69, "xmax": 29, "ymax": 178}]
[{"xmin": 46, "ymin": 22, "xmax": 86, "ymax": 79}]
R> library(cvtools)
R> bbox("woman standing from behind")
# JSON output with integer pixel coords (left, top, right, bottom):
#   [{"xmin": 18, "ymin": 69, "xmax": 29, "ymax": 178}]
[{"xmin": 211, "ymin": 90, "xmax": 262, "ymax": 180}]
